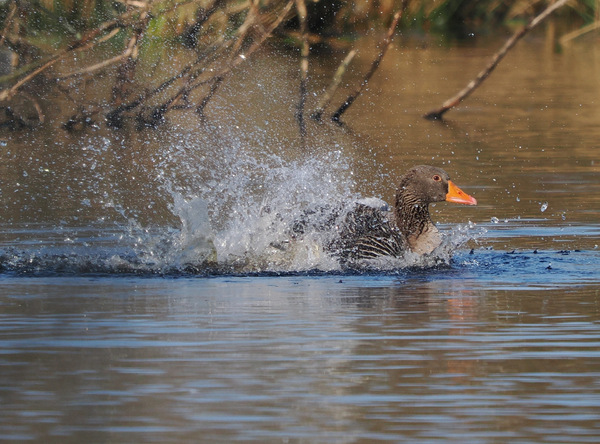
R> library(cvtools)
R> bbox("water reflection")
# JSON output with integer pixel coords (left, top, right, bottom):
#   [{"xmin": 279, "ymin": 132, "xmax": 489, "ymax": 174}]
[{"xmin": 1, "ymin": 275, "xmax": 600, "ymax": 442}]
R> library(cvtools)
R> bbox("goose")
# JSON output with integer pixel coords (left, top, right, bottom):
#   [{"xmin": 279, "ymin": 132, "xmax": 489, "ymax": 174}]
[{"xmin": 329, "ymin": 165, "xmax": 477, "ymax": 261}]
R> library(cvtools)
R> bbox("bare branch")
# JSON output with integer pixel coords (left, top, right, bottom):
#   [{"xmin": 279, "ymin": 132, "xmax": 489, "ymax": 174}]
[
  {"xmin": 424, "ymin": 0, "xmax": 570, "ymax": 120},
  {"xmin": 0, "ymin": 1, "xmax": 17, "ymax": 47},
  {"xmin": 196, "ymin": 1, "xmax": 259, "ymax": 117},
  {"xmin": 57, "ymin": 30, "xmax": 131, "ymax": 80},
  {"xmin": 19, "ymin": 91, "xmax": 44, "ymax": 123},
  {"xmin": 137, "ymin": 0, "xmax": 294, "ymax": 127},
  {"xmin": 331, "ymin": 9, "xmax": 402, "ymax": 123},
  {"xmin": 559, "ymin": 19, "xmax": 600, "ymax": 46},
  {"xmin": 0, "ymin": 1, "xmax": 152, "ymax": 102},
  {"xmin": 196, "ymin": 75, "xmax": 224, "ymax": 118},
  {"xmin": 295, "ymin": 0, "xmax": 309, "ymax": 142},
  {"xmin": 311, "ymin": 49, "xmax": 356, "ymax": 121}
]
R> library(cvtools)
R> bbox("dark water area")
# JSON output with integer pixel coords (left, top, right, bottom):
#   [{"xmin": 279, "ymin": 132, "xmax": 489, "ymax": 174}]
[{"xmin": 1, "ymin": 35, "xmax": 600, "ymax": 442}]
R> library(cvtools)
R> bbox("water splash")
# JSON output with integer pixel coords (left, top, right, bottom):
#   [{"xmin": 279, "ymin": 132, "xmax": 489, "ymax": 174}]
[{"xmin": 0, "ymin": 128, "xmax": 480, "ymax": 276}]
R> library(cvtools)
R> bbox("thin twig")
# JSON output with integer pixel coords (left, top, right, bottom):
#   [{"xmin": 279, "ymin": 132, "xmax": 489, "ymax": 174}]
[
  {"xmin": 0, "ymin": 50, "xmax": 76, "ymax": 101},
  {"xmin": 424, "ymin": 0, "xmax": 570, "ymax": 120},
  {"xmin": 311, "ymin": 49, "xmax": 356, "ymax": 121},
  {"xmin": 132, "ymin": 4, "xmax": 251, "ymax": 124},
  {"xmin": 194, "ymin": 1, "xmax": 294, "ymax": 91},
  {"xmin": 112, "ymin": 11, "xmax": 151, "ymax": 106},
  {"xmin": 138, "ymin": 0, "xmax": 293, "ymax": 126},
  {"xmin": 331, "ymin": 9, "xmax": 402, "ymax": 123},
  {"xmin": 295, "ymin": 0, "xmax": 309, "ymax": 142},
  {"xmin": 0, "ymin": 2, "xmax": 152, "ymax": 102},
  {"xmin": 107, "ymin": 35, "xmax": 233, "ymax": 126},
  {"xmin": 230, "ymin": 0, "xmax": 258, "ymax": 56},
  {"xmin": 182, "ymin": 0, "xmax": 226, "ymax": 47},
  {"xmin": 57, "ymin": 8, "xmax": 150, "ymax": 127},
  {"xmin": 0, "ymin": 1, "xmax": 17, "ymax": 47},
  {"xmin": 196, "ymin": 75, "xmax": 224, "ymax": 118},
  {"xmin": 196, "ymin": 1, "xmax": 259, "ymax": 117},
  {"xmin": 107, "ymin": 66, "xmax": 192, "ymax": 127},
  {"xmin": 57, "ymin": 30, "xmax": 132, "ymax": 80},
  {"xmin": 559, "ymin": 20, "xmax": 600, "ymax": 46},
  {"xmin": 19, "ymin": 91, "xmax": 45, "ymax": 124}
]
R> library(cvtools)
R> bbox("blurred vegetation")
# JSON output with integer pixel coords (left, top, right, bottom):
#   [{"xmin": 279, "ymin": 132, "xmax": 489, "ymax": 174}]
[
  {"xmin": 0, "ymin": 0, "xmax": 596, "ymax": 129},
  {"xmin": 2, "ymin": 0, "xmax": 595, "ymax": 43}
]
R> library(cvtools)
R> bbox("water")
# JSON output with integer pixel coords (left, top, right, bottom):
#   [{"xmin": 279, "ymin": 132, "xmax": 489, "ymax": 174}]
[
  {"xmin": 2, "ymin": 270, "xmax": 600, "ymax": 443},
  {"xmin": 1, "ymin": 35, "xmax": 600, "ymax": 442}
]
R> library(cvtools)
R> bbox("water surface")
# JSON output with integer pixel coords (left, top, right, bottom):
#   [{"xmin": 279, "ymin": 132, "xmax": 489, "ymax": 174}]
[{"xmin": 1, "ymin": 35, "xmax": 600, "ymax": 442}]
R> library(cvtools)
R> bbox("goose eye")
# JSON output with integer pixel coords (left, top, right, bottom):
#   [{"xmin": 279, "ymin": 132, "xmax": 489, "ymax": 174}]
[{"xmin": 432, "ymin": 175, "xmax": 442, "ymax": 182}]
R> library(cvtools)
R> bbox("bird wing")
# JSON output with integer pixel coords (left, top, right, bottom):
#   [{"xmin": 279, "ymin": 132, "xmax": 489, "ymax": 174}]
[{"xmin": 329, "ymin": 203, "xmax": 406, "ymax": 261}]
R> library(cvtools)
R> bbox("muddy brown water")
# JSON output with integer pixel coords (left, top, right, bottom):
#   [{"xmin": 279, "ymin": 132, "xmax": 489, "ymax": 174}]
[{"xmin": 1, "ymin": 35, "xmax": 600, "ymax": 442}]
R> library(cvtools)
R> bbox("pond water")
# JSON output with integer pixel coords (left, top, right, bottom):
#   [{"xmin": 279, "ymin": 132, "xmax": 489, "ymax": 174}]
[{"xmin": 1, "ymin": 34, "xmax": 600, "ymax": 442}]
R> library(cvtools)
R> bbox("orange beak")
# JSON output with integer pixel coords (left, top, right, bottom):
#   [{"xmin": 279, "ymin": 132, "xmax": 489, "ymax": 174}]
[{"xmin": 446, "ymin": 180, "xmax": 477, "ymax": 205}]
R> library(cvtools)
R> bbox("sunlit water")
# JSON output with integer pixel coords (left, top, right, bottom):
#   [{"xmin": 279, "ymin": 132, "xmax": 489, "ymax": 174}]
[{"xmin": 1, "ymin": 36, "xmax": 600, "ymax": 442}]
